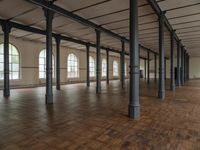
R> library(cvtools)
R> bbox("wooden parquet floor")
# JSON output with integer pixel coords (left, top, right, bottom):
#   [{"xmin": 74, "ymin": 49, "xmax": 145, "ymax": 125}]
[{"xmin": 0, "ymin": 80, "xmax": 200, "ymax": 150}]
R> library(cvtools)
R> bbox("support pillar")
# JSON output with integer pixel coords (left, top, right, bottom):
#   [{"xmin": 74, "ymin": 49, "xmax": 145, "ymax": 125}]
[
  {"xmin": 55, "ymin": 35, "xmax": 61, "ymax": 90},
  {"xmin": 188, "ymin": 55, "xmax": 190, "ymax": 80},
  {"xmin": 2, "ymin": 21, "xmax": 12, "ymax": 97},
  {"xmin": 106, "ymin": 49, "xmax": 109, "ymax": 84},
  {"xmin": 95, "ymin": 29, "xmax": 101, "ymax": 93},
  {"xmin": 177, "ymin": 41, "xmax": 181, "ymax": 86},
  {"xmin": 44, "ymin": 2, "xmax": 54, "ymax": 104},
  {"xmin": 181, "ymin": 46, "xmax": 184, "ymax": 85},
  {"xmin": 158, "ymin": 12, "xmax": 165, "ymax": 100},
  {"xmin": 147, "ymin": 51, "xmax": 150, "ymax": 84},
  {"xmin": 144, "ymin": 59, "xmax": 147, "ymax": 80},
  {"xmin": 129, "ymin": 0, "xmax": 140, "ymax": 119},
  {"xmin": 154, "ymin": 54, "xmax": 157, "ymax": 81},
  {"xmin": 120, "ymin": 40, "xmax": 125, "ymax": 89},
  {"xmin": 86, "ymin": 44, "xmax": 90, "ymax": 87},
  {"xmin": 165, "ymin": 58, "xmax": 167, "ymax": 80},
  {"xmin": 184, "ymin": 50, "xmax": 187, "ymax": 82},
  {"xmin": 170, "ymin": 32, "xmax": 175, "ymax": 91}
]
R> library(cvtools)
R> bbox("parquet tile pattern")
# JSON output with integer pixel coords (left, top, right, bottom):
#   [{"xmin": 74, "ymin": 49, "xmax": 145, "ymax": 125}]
[{"xmin": 0, "ymin": 80, "xmax": 200, "ymax": 150}]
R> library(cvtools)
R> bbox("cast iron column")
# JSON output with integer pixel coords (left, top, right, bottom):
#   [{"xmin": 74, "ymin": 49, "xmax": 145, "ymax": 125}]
[
  {"xmin": 177, "ymin": 41, "xmax": 181, "ymax": 86},
  {"xmin": 44, "ymin": 2, "xmax": 54, "ymax": 104},
  {"xmin": 121, "ymin": 40, "xmax": 125, "ymax": 89},
  {"xmin": 185, "ymin": 50, "xmax": 187, "ymax": 82},
  {"xmin": 154, "ymin": 54, "xmax": 157, "ymax": 81},
  {"xmin": 86, "ymin": 44, "xmax": 90, "ymax": 87},
  {"xmin": 144, "ymin": 59, "xmax": 147, "ymax": 80},
  {"xmin": 129, "ymin": 0, "xmax": 140, "ymax": 119},
  {"xmin": 165, "ymin": 58, "xmax": 167, "ymax": 80},
  {"xmin": 2, "ymin": 21, "xmax": 12, "ymax": 97},
  {"xmin": 181, "ymin": 46, "xmax": 184, "ymax": 85},
  {"xmin": 147, "ymin": 51, "xmax": 150, "ymax": 84},
  {"xmin": 106, "ymin": 49, "xmax": 109, "ymax": 84},
  {"xmin": 55, "ymin": 35, "xmax": 61, "ymax": 90},
  {"xmin": 158, "ymin": 12, "xmax": 165, "ymax": 99},
  {"xmin": 170, "ymin": 32, "xmax": 175, "ymax": 91},
  {"xmin": 95, "ymin": 29, "xmax": 101, "ymax": 93},
  {"xmin": 188, "ymin": 55, "xmax": 190, "ymax": 80}
]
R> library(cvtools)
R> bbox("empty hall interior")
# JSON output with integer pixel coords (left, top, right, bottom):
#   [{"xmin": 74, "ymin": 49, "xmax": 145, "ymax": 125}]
[{"xmin": 0, "ymin": 0, "xmax": 200, "ymax": 149}]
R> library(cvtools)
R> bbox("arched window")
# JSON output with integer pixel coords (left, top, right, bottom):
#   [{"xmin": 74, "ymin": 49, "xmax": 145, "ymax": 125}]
[
  {"xmin": 102, "ymin": 58, "xmax": 107, "ymax": 77},
  {"xmin": 113, "ymin": 60, "xmax": 119, "ymax": 77},
  {"xmin": 39, "ymin": 49, "xmax": 54, "ymax": 79},
  {"xmin": 0, "ymin": 43, "xmax": 20, "ymax": 80},
  {"xmin": 89, "ymin": 56, "xmax": 95, "ymax": 77},
  {"xmin": 67, "ymin": 53, "xmax": 79, "ymax": 78}
]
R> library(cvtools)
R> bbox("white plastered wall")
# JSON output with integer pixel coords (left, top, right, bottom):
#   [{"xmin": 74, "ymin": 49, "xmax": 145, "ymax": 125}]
[{"xmin": 0, "ymin": 35, "xmax": 130, "ymax": 88}]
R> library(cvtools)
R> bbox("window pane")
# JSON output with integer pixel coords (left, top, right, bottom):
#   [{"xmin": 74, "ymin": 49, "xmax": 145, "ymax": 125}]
[
  {"xmin": 12, "ymin": 64, "xmax": 19, "ymax": 72},
  {"xmin": 12, "ymin": 72, "xmax": 19, "ymax": 79},
  {"xmin": 0, "ymin": 44, "xmax": 20, "ymax": 80},
  {"xmin": 67, "ymin": 53, "xmax": 79, "ymax": 78},
  {"xmin": 39, "ymin": 49, "xmax": 54, "ymax": 79},
  {"xmin": 0, "ymin": 55, "xmax": 3, "ymax": 63},
  {"xmin": 0, "ymin": 72, "xmax": 3, "ymax": 79},
  {"xmin": 0, "ymin": 63, "xmax": 3, "ymax": 71}
]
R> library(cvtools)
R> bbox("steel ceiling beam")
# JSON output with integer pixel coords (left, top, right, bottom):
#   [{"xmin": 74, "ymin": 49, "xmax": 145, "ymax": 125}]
[
  {"xmin": 25, "ymin": 0, "xmax": 158, "ymax": 55},
  {"xmin": 147, "ymin": 0, "xmax": 179, "ymax": 42},
  {"xmin": 26, "ymin": 0, "xmax": 128, "ymax": 42}
]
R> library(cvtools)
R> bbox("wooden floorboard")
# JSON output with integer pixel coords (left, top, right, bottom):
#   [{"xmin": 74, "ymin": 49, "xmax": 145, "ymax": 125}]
[{"xmin": 0, "ymin": 80, "xmax": 200, "ymax": 150}]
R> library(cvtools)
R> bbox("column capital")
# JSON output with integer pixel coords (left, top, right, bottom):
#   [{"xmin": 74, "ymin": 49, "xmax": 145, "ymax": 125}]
[
  {"xmin": 54, "ymin": 34, "xmax": 61, "ymax": 44},
  {"xmin": 1, "ymin": 21, "xmax": 12, "ymax": 34},
  {"xmin": 43, "ymin": 1, "xmax": 55, "ymax": 19}
]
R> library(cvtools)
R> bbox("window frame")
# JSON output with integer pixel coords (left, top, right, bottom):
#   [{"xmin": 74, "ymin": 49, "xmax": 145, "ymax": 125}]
[
  {"xmin": 0, "ymin": 43, "xmax": 20, "ymax": 80},
  {"xmin": 89, "ymin": 56, "xmax": 95, "ymax": 77},
  {"xmin": 102, "ymin": 58, "xmax": 107, "ymax": 77},
  {"xmin": 67, "ymin": 53, "xmax": 79, "ymax": 79},
  {"xmin": 39, "ymin": 49, "xmax": 55, "ymax": 79},
  {"xmin": 113, "ymin": 60, "xmax": 119, "ymax": 77}
]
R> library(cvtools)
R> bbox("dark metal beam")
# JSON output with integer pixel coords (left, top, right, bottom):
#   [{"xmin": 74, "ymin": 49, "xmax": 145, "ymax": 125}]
[
  {"xmin": 129, "ymin": 0, "xmax": 140, "ymax": 119},
  {"xmin": 147, "ymin": 0, "xmax": 179, "ymax": 41},
  {"xmin": 0, "ymin": 18, "xmax": 158, "ymax": 60},
  {"xmin": 26, "ymin": 0, "xmax": 128, "ymax": 42}
]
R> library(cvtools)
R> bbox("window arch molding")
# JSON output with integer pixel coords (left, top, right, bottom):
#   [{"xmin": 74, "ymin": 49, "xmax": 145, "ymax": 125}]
[
  {"xmin": 67, "ymin": 53, "xmax": 79, "ymax": 78},
  {"xmin": 0, "ymin": 43, "xmax": 20, "ymax": 80}
]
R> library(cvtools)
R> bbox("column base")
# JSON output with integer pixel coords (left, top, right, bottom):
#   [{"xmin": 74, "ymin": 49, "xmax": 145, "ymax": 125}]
[
  {"xmin": 3, "ymin": 89, "xmax": 10, "ymax": 97},
  {"xmin": 56, "ymin": 86, "xmax": 60, "ymax": 90},
  {"xmin": 96, "ymin": 87, "xmax": 101, "ymax": 94},
  {"xmin": 45, "ymin": 94, "xmax": 53, "ymax": 104},
  {"xmin": 158, "ymin": 91, "xmax": 165, "ymax": 100},
  {"xmin": 128, "ymin": 104, "xmax": 140, "ymax": 119}
]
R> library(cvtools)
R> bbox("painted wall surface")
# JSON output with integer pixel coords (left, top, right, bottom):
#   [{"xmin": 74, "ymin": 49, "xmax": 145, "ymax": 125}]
[
  {"xmin": 0, "ymin": 35, "xmax": 199, "ymax": 89},
  {"xmin": 0, "ymin": 36, "xmax": 130, "ymax": 88}
]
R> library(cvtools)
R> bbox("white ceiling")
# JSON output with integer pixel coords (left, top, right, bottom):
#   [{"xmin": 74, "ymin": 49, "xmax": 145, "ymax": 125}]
[{"xmin": 0, "ymin": 0, "xmax": 199, "ymax": 57}]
